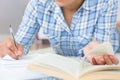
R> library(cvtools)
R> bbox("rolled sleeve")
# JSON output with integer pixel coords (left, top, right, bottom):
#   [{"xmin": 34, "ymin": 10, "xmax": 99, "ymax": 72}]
[{"xmin": 15, "ymin": 0, "xmax": 40, "ymax": 55}]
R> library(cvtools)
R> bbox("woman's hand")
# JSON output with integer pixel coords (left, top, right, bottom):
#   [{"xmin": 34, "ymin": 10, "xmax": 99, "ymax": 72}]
[
  {"xmin": 83, "ymin": 41, "xmax": 119, "ymax": 65},
  {"xmin": 91, "ymin": 54, "xmax": 119, "ymax": 65},
  {"xmin": 0, "ymin": 37, "xmax": 24, "ymax": 60},
  {"xmin": 116, "ymin": 21, "xmax": 120, "ymax": 28}
]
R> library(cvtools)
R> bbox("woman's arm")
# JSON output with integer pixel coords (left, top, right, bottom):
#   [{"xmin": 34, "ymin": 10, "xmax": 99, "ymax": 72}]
[{"xmin": 15, "ymin": 0, "xmax": 41, "ymax": 55}]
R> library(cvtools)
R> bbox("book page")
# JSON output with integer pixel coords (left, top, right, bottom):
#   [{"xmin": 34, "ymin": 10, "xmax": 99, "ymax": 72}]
[
  {"xmin": 79, "ymin": 64, "xmax": 120, "ymax": 78},
  {"xmin": 29, "ymin": 53, "xmax": 120, "ymax": 79},
  {"xmin": 88, "ymin": 42, "xmax": 114, "ymax": 56},
  {"xmin": 0, "ymin": 53, "xmax": 50, "ymax": 80},
  {"xmin": 32, "ymin": 53, "xmax": 87, "ymax": 78},
  {"xmin": 0, "ymin": 53, "xmax": 40, "ymax": 70}
]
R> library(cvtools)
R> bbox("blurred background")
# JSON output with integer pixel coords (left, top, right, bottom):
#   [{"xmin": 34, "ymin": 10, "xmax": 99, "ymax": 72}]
[
  {"xmin": 0, "ymin": 0, "xmax": 120, "ymax": 49},
  {"xmin": 0, "ymin": 0, "xmax": 28, "ymax": 40}
]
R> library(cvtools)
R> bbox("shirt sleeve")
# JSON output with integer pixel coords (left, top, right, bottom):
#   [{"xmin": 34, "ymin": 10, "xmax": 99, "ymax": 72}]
[
  {"xmin": 93, "ymin": 0, "xmax": 119, "ymax": 53},
  {"xmin": 15, "ymin": 0, "xmax": 40, "ymax": 55}
]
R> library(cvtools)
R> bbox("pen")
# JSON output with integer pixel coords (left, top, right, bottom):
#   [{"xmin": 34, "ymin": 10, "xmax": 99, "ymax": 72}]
[{"xmin": 9, "ymin": 25, "xmax": 18, "ymax": 49}]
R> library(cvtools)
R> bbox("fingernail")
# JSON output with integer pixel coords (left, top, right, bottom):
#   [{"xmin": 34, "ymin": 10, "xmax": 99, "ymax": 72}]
[
  {"xmin": 18, "ymin": 56, "xmax": 22, "ymax": 60},
  {"xmin": 17, "ymin": 51, "xmax": 22, "ymax": 55},
  {"xmin": 100, "ymin": 58, "xmax": 104, "ymax": 62},
  {"xmin": 15, "ymin": 51, "xmax": 19, "ymax": 56},
  {"xmin": 109, "ymin": 55, "xmax": 113, "ymax": 58}
]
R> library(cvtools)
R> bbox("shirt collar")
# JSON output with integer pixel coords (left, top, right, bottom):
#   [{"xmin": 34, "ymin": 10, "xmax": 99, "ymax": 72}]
[{"xmin": 46, "ymin": 1, "xmax": 60, "ymax": 13}]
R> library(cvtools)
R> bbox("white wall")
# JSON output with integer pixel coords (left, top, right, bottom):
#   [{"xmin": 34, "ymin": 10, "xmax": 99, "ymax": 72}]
[{"xmin": 0, "ymin": 0, "xmax": 29, "ymax": 34}]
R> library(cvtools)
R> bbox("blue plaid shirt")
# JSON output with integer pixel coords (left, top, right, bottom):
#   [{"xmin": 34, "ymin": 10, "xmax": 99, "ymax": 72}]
[{"xmin": 15, "ymin": 0, "xmax": 119, "ymax": 57}]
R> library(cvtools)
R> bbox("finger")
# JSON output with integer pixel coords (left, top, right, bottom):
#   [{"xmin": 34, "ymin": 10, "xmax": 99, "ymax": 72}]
[
  {"xmin": 109, "ymin": 55, "xmax": 119, "ymax": 65},
  {"xmin": 7, "ymin": 42, "xmax": 18, "ymax": 56},
  {"xmin": 94, "ymin": 56, "xmax": 105, "ymax": 65},
  {"xmin": 92, "ymin": 57, "xmax": 97, "ymax": 65},
  {"xmin": 7, "ymin": 49, "xmax": 18, "ymax": 60},
  {"xmin": 103, "ymin": 55, "xmax": 112, "ymax": 65},
  {"xmin": 6, "ymin": 39, "xmax": 17, "ymax": 53},
  {"xmin": 16, "ymin": 43, "xmax": 23, "ymax": 55},
  {"xmin": 116, "ymin": 21, "xmax": 120, "ymax": 27},
  {"xmin": 18, "ymin": 55, "xmax": 22, "ymax": 60},
  {"xmin": 0, "ymin": 45, "xmax": 7, "ymax": 58}
]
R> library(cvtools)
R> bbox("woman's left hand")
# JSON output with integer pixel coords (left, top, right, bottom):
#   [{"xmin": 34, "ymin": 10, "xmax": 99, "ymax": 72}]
[
  {"xmin": 116, "ymin": 20, "xmax": 120, "ymax": 28},
  {"xmin": 91, "ymin": 54, "xmax": 119, "ymax": 65},
  {"xmin": 83, "ymin": 40, "xmax": 119, "ymax": 65}
]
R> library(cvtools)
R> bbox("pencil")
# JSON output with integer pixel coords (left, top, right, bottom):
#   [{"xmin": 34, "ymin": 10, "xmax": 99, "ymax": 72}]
[{"xmin": 9, "ymin": 25, "xmax": 18, "ymax": 49}]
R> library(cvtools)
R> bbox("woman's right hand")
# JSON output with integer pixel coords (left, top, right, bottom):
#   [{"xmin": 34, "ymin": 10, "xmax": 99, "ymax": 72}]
[{"xmin": 0, "ymin": 37, "xmax": 24, "ymax": 60}]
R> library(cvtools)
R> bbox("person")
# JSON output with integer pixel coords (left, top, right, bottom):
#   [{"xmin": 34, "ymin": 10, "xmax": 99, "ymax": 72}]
[
  {"xmin": 0, "ymin": 0, "xmax": 119, "ymax": 79},
  {"xmin": 0, "ymin": 0, "xmax": 119, "ymax": 64}
]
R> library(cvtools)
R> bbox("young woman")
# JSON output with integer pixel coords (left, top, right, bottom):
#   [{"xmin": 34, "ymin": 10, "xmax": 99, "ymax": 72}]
[{"xmin": 0, "ymin": 0, "xmax": 119, "ymax": 79}]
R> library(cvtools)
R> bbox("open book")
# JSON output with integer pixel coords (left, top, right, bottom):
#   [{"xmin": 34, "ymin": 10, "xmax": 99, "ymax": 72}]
[{"xmin": 28, "ymin": 53, "xmax": 120, "ymax": 80}]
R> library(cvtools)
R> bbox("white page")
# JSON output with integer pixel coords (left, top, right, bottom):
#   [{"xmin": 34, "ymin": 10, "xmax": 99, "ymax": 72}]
[
  {"xmin": 33, "ymin": 53, "xmax": 91, "ymax": 78},
  {"xmin": 0, "ymin": 54, "xmax": 29, "ymax": 69},
  {"xmin": 33, "ymin": 54, "xmax": 120, "ymax": 79},
  {"xmin": 0, "ymin": 53, "xmax": 49, "ymax": 80},
  {"xmin": 2, "ymin": 55, "xmax": 15, "ymax": 60},
  {"xmin": 88, "ymin": 42, "xmax": 114, "ymax": 56}
]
